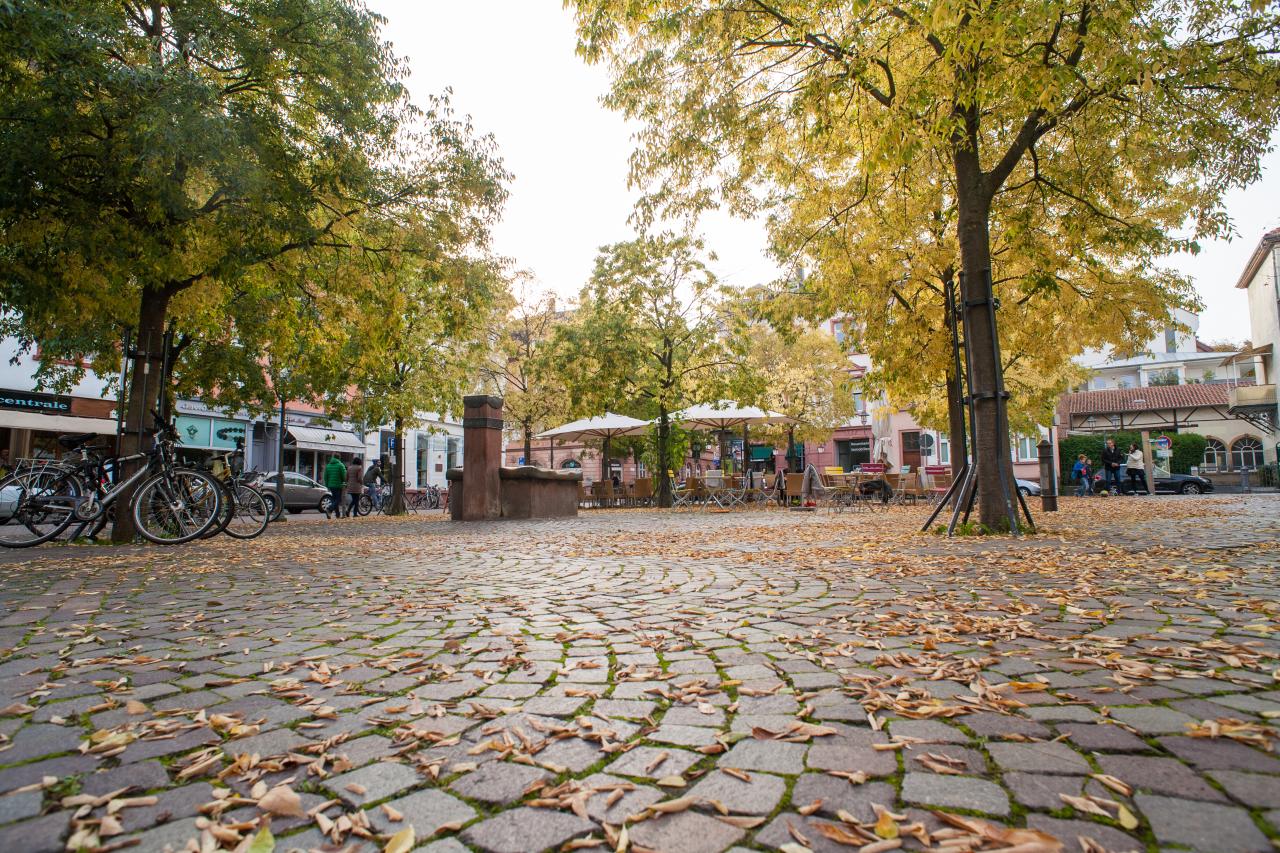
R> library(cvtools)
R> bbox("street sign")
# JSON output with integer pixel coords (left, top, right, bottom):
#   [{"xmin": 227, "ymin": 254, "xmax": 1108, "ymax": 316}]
[
  {"xmin": 1154, "ymin": 435, "xmax": 1172, "ymax": 451},
  {"xmin": 919, "ymin": 433, "xmax": 935, "ymax": 451}
]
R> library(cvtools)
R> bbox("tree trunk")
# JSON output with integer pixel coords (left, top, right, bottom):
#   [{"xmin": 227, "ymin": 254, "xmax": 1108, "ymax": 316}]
[
  {"xmin": 387, "ymin": 416, "xmax": 407, "ymax": 515},
  {"xmin": 656, "ymin": 408, "xmax": 672, "ymax": 507},
  {"xmin": 522, "ymin": 421, "xmax": 532, "ymax": 466},
  {"xmin": 111, "ymin": 287, "xmax": 172, "ymax": 543},
  {"xmin": 954, "ymin": 150, "xmax": 1017, "ymax": 528}
]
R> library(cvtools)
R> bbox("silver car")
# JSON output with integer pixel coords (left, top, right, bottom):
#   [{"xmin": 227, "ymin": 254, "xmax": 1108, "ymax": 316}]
[{"xmin": 257, "ymin": 471, "xmax": 334, "ymax": 514}]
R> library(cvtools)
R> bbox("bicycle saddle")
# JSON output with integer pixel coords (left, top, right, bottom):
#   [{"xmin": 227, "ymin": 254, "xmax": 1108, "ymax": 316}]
[{"xmin": 57, "ymin": 433, "xmax": 100, "ymax": 449}]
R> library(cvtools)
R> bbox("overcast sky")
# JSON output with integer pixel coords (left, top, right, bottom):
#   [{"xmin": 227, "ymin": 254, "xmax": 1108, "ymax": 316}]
[{"xmin": 370, "ymin": 0, "xmax": 1279, "ymax": 345}]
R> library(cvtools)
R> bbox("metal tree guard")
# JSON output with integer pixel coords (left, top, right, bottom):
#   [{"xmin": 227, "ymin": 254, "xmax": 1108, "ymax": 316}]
[{"xmin": 921, "ymin": 270, "xmax": 1034, "ymax": 535}]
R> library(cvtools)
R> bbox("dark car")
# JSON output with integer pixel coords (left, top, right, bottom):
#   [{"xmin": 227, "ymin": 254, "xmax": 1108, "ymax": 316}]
[{"xmin": 1092, "ymin": 467, "xmax": 1214, "ymax": 496}]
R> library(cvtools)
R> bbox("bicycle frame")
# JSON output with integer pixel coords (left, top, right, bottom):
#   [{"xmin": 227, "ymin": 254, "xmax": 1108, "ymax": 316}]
[{"xmin": 89, "ymin": 452, "xmax": 152, "ymax": 506}]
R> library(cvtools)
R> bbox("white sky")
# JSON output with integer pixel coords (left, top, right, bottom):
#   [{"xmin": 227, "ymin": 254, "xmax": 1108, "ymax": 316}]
[{"xmin": 370, "ymin": 0, "xmax": 1279, "ymax": 345}]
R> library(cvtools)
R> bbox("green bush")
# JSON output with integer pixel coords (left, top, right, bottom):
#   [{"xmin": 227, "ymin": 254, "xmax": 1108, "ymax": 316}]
[{"xmin": 1057, "ymin": 431, "xmax": 1207, "ymax": 484}]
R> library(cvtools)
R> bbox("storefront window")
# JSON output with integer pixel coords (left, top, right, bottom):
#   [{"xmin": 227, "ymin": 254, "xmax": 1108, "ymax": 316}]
[
  {"xmin": 938, "ymin": 433, "xmax": 950, "ymax": 465},
  {"xmin": 446, "ymin": 436, "xmax": 462, "ymax": 471},
  {"xmin": 416, "ymin": 433, "xmax": 431, "ymax": 487}
]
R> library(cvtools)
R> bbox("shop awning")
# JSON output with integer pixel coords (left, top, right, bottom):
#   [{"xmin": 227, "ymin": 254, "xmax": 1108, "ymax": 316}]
[
  {"xmin": 286, "ymin": 425, "xmax": 365, "ymax": 453},
  {"xmin": 749, "ymin": 445, "xmax": 775, "ymax": 460},
  {"xmin": 2, "ymin": 411, "xmax": 118, "ymax": 435}
]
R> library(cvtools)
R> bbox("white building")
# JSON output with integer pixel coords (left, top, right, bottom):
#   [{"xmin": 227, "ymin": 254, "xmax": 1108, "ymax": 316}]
[
  {"xmin": 1076, "ymin": 307, "xmax": 1260, "ymax": 389},
  {"xmin": 1234, "ymin": 226, "xmax": 1279, "ymax": 461}
]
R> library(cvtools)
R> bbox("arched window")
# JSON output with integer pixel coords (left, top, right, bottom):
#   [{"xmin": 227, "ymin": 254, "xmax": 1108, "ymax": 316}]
[
  {"xmin": 1231, "ymin": 437, "xmax": 1264, "ymax": 471},
  {"xmin": 1203, "ymin": 438, "xmax": 1227, "ymax": 472},
  {"xmin": 560, "ymin": 459, "xmax": 581, "ymax": 469}
]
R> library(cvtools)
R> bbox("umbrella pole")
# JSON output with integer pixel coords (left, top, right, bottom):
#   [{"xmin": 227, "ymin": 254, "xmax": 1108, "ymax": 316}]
[
  {"xmin": 602, "ymin": 435, "xmax": 610, "ymax": 484},
  {"xmin": 743, "ymin": 423, "xmax": 749, "ymax": 483}
]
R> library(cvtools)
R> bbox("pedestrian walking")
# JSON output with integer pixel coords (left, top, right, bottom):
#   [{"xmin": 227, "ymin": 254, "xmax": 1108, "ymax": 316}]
[
  {"xmin": 1072, "ymin": 454, "xmax": 1092, "ymax": 497},
  {"xmin": 1101, "ymin": 438, "xmax": 1124, "ymax": 495},
  {"xmin": 323, "ymin": 454, "xmax": 346, "ymax": 519},
  {"xmin": 343, "ymin": 456, "xmax": 363, "ymax": 517},
  {"xmin": 1125, "ymin": 444, "xmax": 1148, "ymax": 495}
]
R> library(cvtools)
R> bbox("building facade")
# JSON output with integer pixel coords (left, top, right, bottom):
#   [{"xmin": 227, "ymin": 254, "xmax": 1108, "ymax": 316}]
[
  {"xmin": 1234, "ymin": 226, "xmax": 1279, "ymax": 463},
  {"xmin": 0, "ymin": 336, "xmax": 463, "ymax": 491}
]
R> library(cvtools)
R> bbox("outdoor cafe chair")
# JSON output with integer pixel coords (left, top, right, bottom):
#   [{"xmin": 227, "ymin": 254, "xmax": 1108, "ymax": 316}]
[
  {"xmin": 591, "ymin": 480, "xmax": 617, "ymax": 508},
  {"xmin": 784, "ymin": 472, "xmax": 805, "ymax": 507},
  {"xmin": 924, "ymin": 465, "xmax": 952, "ymax": 503},
  {"xmin": 673, "ymin": 477, "xmax": 700, "ymax": 510},
  {"xmin": 631, "ymin": 477, "xmax": 654, "ymax": 507},
  {"xmin": 714, "ymin": 475, "xmax": 748, "ymax": 510},
  {"xmin": 901, "ymin": 471, "xmax": 926, "ymax": 504}
]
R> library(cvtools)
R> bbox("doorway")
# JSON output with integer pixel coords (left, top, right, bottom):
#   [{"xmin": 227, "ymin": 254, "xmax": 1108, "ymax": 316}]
[{"xmin": 901, "ymin": 430, "xmax": 922, "ymax": 471}]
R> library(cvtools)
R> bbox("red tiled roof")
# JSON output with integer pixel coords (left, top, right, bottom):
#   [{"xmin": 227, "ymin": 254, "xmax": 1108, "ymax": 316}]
[{"xmin": 1059, "ymin": 382, "xmax": 1254, "ymax": 415}]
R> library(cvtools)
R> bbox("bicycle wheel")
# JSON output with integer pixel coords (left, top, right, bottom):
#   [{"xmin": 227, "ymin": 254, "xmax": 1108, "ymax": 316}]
[
  {"xmin": 131, "ymin": 468, "xmax": 222, "ymax": 544},
  {"xmin": 224, "ymin": 485, "xmax": 269, "ymax": 540},
  {"xmin": 0, "ymin": 470, "xmax": 81, "ymax": 548},
  {"xmin": 356, "ymin": 493, "xmax": 373, "ymax": 516},
  {"xmin": 259, "ymin": 488, "xmax": 283, "ymax": 521},
  {"xmin": 201, "ymin": 481, "xmax": 237, "ymax": 539}
]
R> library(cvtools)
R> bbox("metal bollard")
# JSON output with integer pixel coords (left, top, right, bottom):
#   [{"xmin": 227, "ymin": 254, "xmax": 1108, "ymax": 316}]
[
  {"xmin": 1241, "ymin": 467, "xmax": 1251, "ymax": 493},
  {"xmin": 1037, "ymin": 439, "xmax": 1058, "ymax": 511}
]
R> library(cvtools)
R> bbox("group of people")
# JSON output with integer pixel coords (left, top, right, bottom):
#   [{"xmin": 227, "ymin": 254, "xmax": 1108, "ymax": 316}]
[
  {"xmin": 321, "ymin": 454, "xmax": 389, "ymax": 518},
  {"xmin": 1072, "ymin": 438, "xmax": 1148, "ymax": 496}
]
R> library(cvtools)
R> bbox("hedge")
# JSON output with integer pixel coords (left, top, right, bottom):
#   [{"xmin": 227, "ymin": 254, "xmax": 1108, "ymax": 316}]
[{"xmin": 1057, "ymin": 431, "xmax": 1207, "ymax": 484}]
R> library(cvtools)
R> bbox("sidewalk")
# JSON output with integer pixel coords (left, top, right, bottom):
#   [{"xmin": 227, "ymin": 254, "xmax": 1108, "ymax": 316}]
[{"xmin": 0, "ymin": 495, "xmax": 1276, "ymax": 852}]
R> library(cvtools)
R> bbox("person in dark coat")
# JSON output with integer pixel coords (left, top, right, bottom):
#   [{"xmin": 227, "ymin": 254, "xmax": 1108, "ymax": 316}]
[
  {"xmin": 343, "ymin": 457, "xmax": 363, "ymax": 517},
  {"xmin": 1100, "ymin": 439, "xmax": 1124, "ymax": 495}
]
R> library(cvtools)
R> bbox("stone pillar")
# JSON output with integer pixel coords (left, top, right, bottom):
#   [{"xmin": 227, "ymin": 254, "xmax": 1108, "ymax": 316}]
[{"xmin": 460, "ymin": 395, "xmax": 503, "ymax": 521}]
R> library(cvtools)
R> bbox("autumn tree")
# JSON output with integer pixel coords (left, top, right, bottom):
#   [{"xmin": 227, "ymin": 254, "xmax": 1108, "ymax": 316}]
[
  {"xmin": 731, "ymin": 321, "xmax": 857, "ymax": 471},
  {"xmin": 481, "ymin": 285, "xmax": 571, "ymax": 465},
  {"xmin": 0, "ymin": 1, "xmax": 471, "ymax": 537},
  {"xmin": 568, "ymin": 0, "xmax": 1280, "ymax": 527},
  {"xmin": 555, "ymin": 234, "xmax": 733, "ymax": 506},
  {"xmin": 331, "ymin": 228, "xmax": 507, "ymax": 515}
]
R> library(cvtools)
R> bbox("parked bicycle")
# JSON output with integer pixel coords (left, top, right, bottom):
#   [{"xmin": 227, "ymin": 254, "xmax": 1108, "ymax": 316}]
[
  {"xmin": 408, "ymin": 484, "xmax": 443, "ymax": 511},
  {"xmin": 0, "ymin": 413, "xmax": 223, "ymax": 547},
  {"xmin": 196, "ymin": 447, "xmax": 271, "ymax": 540}
]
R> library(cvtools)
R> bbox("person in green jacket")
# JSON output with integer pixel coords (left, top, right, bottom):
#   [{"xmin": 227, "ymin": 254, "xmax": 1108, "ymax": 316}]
[{"xmin": 323, "ymin": 455, "xmax": 346, "ymax": 520}]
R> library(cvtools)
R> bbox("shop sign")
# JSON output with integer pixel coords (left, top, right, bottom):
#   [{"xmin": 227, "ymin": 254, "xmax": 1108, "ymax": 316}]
[
  {"xmin": 0, "ymin": 389, "xmax": 72, "ymax": 413},
  {"xmin": 175, "ymin": 415, "xmax": 212, "ymax": 446},
  {"xmin": 211, "ymin": 418, "xmax": 247, "ymax": 449}
]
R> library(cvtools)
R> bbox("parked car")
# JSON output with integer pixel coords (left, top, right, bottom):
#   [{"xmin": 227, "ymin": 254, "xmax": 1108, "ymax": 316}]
[
  {"xmin": 254, "ymin": 471, "xmax": 335, "ymax": 513},
  {"xmin": 1090, "ymin": 467, "xmax": 1214, "ymax": 496},
  {"xmin": 1016, "ymin": 479, "xmax": 1041, "ymax": 497}
]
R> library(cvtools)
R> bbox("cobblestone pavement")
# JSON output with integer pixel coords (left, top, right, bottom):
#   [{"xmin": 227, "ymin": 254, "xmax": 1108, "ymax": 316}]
[{"xmin": 0, "ymin": 495, "xmax": 1278, "ymax": 853}]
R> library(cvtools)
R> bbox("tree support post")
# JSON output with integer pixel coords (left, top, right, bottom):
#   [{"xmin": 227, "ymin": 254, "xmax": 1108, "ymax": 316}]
[{"xmin": 923, "ymin": 271, "xmax": 1033, "ymax": 535}]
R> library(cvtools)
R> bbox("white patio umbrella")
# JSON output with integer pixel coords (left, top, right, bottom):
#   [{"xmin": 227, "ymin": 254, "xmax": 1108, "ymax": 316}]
[
  {"xmin": 537, "ymin": 413, "xmax": 651, "ymax": 481},
  {"xmin": 669, "ymin": 403, "xmax": 794, "ymax": 475},
  {"xmin": 670, "ymin": 402, "xmax": 794, "ymax": 431}
]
